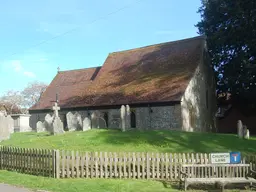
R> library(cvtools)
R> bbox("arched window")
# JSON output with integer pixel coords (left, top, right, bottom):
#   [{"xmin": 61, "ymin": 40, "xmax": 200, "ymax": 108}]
[
  {"xmin": 131, "ymin": 111, "xmax": 136, "ymax": 128},
  {"xmin": 103, "ymin": 112, "xmax": 108, "ymax": 128}
]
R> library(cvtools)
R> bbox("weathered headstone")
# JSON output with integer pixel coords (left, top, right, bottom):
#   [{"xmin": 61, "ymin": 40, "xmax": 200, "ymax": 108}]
[
  {"xmin": 82, "ymin": 117, "xmax": 91, "ymax": 131},
  {"xmin": 237, "ymin": 120, "xmax": 243, "ymax": 138},
  {"xmin": 45, "ymin": 114, "xmax": 54, "ymax": 132},
  {"xmin": 245, "ymin": 129, "xmax": 250, "ymax": 140},
  {"xmin": 74, "ymin": 112, "xmax": 83, "ymax": 131},
  {"xmin": 66, "ymin": 112, "xmax": 76, "ymax": 131},
  {"xmin": 52, "ymin": 116, "xmax": 65, "ymax": 135},
  {"xmin": 126, "ymin": 105, "xmax": 131, "ymax": 129},
  {"xmin": 36, "ymin": 121, "xmax": 46, "ymax": 133},
  {"xmin": 121, "ymin": 105, "xmax": 126, "ymax": 132},
  {"xmin": 6, "ymin": 115, "xmax": 14, "ymax": 134},
  {"xmin": 0, "ymin": 115, "xmax": 12, "ymax": 141}
]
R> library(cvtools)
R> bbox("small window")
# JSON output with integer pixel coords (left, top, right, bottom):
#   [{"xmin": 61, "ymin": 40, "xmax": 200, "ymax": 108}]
[
  {"xmin": 131, "ymin": 111, "xmax": 136, "ymax": 128},
  {"xmin": 103, "ymin": 112, "xmax": 108, "ymax": 128}
]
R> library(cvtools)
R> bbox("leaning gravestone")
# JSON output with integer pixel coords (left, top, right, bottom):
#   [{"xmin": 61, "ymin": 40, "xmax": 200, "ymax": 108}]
[
  {"xmin": 45, "ymin": 114, "xmax": 54, "ymax": 132},
  {"xmin": 36, "ymin": 121, "xmax": 46, "ymax": 133},
  {"xmin": 52, "ymin": 116, "xmax": 65, "ymax": 135},
  {"xmin": 121, "ymin": 105, "xmax": 126, "ymax": 132},
  {"xmin": 237, "ymin": 120, "xmax": 243, "ymax": 138},
  {"xmin": 82, "ymin": 117, "xmax": 91, "ymax": 131}
]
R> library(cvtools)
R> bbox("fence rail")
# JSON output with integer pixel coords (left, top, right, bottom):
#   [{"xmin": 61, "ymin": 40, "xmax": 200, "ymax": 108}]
[{"xmin": 0, "ymin": 146, "xmax": 255, "ymax": 180}]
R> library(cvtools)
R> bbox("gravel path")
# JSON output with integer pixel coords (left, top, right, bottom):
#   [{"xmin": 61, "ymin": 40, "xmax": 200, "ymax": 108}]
[{"xmin": 0, "ymin": 183, "xmax": 48, "ymax": 192}]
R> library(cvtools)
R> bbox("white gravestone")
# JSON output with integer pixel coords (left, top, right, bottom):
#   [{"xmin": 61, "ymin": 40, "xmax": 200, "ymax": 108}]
[
  {"xmin": 66, "ymin": 112, "xmax": 80, "ymax": 131},
  {"xmin": 6, "ymin": 115, "xmax": 14, "ymax": 134},
  {"xmin": 83, "ymin": 117, "xmax": 91, "ymax": 131},
  {"xmin": 36, "ymin": 121, "xmax": 46, "ymax": 133},
  {"xmin": 121, "ymin": 105, "xmax": 126, "ymax": 132}
]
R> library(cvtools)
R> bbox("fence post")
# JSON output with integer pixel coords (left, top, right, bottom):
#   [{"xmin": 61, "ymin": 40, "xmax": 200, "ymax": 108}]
[
  {"xmin": 52, "ymin": 149, "xmax": 60, "ymax": 179},
  {"xmin": 56, "ymin": 150, "xmax": 60, "ymax": 179}
]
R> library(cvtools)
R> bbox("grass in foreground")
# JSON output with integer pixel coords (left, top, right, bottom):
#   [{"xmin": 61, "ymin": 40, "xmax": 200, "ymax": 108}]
[
  {"xmin": 0, "ymin": 170, "xmax": 177, "ymax": 192},
  {"xmin": 0, "ymin": 171, "xmax": 252, "ymax": 192},
  {"xmin": 1, "ymin": 129, "xmax": 256, "ymax": 154}
]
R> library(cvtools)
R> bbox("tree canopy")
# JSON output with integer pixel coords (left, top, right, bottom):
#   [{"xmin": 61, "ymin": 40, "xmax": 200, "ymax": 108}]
[{"xmin": 196, "ymin": 0, "xmax": 256, "ymax": 108}]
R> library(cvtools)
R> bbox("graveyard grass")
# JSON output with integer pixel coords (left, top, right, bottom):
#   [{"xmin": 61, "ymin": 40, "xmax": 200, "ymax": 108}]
[
  {"xmin": 0, "ymin": 129, "xmax": 255, "ymax": 192},
  {"xmin": 1, "ymin": 129, "xmax": 256, "ymax": 154}
]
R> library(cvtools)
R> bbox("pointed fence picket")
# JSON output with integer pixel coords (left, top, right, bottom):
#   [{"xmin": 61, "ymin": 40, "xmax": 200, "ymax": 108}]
[{"xmin": 0, "ymin": 146, "xmax": 255, "ymax": 180}]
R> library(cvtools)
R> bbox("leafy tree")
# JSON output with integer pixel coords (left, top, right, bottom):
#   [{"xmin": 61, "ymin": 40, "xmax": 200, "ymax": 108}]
[{"xmin": 196, "ymin": 0, "xmax": 256, "ymax": 109}]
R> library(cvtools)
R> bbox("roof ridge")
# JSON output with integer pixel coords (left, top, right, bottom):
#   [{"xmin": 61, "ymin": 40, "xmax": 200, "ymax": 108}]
[
  {"xmin": 109, "ymin": 35, "xmax": 206, "ymax": 55},
  {"xmin": 59, "ymin": 66, "xmax": 101, "ymax": 73}
]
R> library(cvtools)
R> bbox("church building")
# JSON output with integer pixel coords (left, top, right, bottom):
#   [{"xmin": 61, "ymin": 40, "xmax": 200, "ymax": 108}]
[{"xmin": 29, "ymin": 36, "xmax": 217, "ymax": 132}]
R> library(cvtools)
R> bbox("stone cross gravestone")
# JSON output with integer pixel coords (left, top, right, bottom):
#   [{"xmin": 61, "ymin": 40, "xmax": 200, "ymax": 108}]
[
  {"xmin": 52, "ymin": 102, "xmax": 60, "ymax": 117},
  {"xmin": 121, "ymin": 105, "xmax": 126, "ymax": 132}
]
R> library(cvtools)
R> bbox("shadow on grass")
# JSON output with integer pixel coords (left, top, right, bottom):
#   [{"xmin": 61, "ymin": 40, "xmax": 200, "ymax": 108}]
[{"xmin": 90, "ymin": 129, "xmax": 256, "ymax": 154}]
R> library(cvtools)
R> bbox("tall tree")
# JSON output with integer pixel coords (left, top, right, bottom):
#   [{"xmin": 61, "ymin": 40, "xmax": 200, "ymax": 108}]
[{"xmin": 196, "ymin": 0, "xmax": 256, "ymax": 108}]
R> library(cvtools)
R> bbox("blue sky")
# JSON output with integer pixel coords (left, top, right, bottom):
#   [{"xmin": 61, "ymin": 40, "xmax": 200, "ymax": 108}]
[{"xmin": 0, "ymin": 0, "xmax": 202, "ymax": 95}]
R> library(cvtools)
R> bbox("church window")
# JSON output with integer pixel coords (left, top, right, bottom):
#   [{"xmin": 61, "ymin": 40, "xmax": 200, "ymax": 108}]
[{"xmin": 131, "ymin": 111, "xmax": 136, "ymax": 128}]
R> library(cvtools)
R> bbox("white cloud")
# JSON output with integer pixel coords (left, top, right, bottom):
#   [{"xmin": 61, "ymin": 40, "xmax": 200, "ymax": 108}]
[
  {"xmin": 7, "ymin": 60, "xmax": 37, "ymax": 78},
  {"xmin": 23, "ymin": 71, "xmax": 36, "ymax": 78},
  {"xmin": 11, "ymin": 60, "xmax": 23, "ymax": 72}
]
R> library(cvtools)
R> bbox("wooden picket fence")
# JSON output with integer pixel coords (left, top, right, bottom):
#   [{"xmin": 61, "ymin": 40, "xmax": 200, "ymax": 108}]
[
  {"xmin": 0, "ymin": 146, "xmax": 57, "ymax": 177},
  {"xmin": 0, "ymin": 146, "xmax": 255, "ymax": 180}
]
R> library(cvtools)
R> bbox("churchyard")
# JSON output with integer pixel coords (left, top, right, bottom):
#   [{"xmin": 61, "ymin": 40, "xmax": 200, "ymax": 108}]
[{"xmin": 0, "ymin": 102, "xmax": 256, "ymax": 191}]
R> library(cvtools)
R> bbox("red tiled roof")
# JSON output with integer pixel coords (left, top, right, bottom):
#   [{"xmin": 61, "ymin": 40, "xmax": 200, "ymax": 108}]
[{"xmin": 30, "ymin": 36, "xmax": 205, "ymax": 110}]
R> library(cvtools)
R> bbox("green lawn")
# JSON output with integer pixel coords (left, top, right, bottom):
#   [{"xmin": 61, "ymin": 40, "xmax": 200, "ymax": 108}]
[
  {"xmin": 0, "ymin": 171, "xmax": 251, "ymax": 192},
  {"xmin": 1, "ymin": 129, "xmax": 256, "ymax": 154},
  {"xmin": 0, "ymin": 129, "xmax": 255, "ymax": 192},
  {"xmin": 0, "ymin": 170, "xmax": 178, "ymax": 192}
]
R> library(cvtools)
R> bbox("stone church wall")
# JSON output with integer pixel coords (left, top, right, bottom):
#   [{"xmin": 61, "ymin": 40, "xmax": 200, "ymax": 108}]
[{"xmin": 29, "ymin": 105, "xmax": 182, "ymax": 131}]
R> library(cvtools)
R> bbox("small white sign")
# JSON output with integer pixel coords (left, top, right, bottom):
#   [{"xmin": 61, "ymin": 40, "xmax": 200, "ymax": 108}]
[{"xmin": 210, "ymin": 153, "xmax": 230, "ymax": 164}]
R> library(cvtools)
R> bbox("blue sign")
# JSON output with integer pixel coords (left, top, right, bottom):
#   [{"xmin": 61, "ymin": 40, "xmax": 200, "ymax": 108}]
[{"xmin": 230, "ymin": 152, "xmax": 241, "ymax": 164}]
